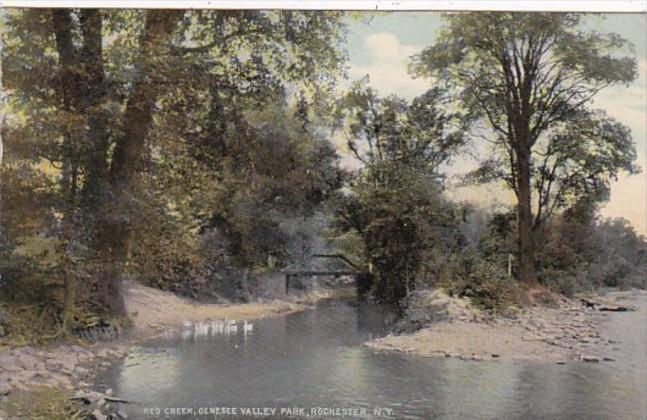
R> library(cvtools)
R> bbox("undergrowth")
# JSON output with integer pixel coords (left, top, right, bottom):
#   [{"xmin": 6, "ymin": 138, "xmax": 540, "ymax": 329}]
[{"xmin": 0, "ymin": 386, "xmax": 83, "ymax": 420}]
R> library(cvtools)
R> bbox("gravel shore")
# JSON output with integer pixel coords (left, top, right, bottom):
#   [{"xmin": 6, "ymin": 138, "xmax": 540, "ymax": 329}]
[{"xmin": 365, "ymin": 289, "xmax": 640, "ymax": 363}]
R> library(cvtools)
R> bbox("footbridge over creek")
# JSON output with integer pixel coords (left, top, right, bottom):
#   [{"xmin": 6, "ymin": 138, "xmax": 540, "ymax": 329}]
[{"xmin": 281, "ymin": 254, "xmax": 372, "ymax": 300}]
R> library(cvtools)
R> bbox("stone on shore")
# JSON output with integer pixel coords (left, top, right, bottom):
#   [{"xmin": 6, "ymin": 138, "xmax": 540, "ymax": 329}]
[
  {"xmin": 0, "ymin": 354, "xmax": 22, "ymax": 372},
  {"xmin": 92, "ymin": 408, "xmax": 108, "ymax": 420},
  {"xmin": 45, "ymin": 358, "xmax": 63, "ymax": 370},
  {"xmin": 0, "ymin": 381, "xmax": 11, "ymax": 396},
  {"xmin": 0, "ymin": 340, "xmax": 130, "ymax": 398},
  {"xmin": 394, "ymin": 289, "xmax": 478, "ymax": 333}
]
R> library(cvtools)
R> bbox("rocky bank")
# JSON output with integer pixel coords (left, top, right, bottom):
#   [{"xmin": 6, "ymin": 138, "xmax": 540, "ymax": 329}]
[{"xmin": 366, "ymin": 288, "xmax": 640, "ymax": 363}]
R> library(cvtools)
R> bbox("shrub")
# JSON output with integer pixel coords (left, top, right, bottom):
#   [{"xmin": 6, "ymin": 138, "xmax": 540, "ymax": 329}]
[{"xmin": 437, "ymin": 250, "xmax": 518, "ymax": 312}]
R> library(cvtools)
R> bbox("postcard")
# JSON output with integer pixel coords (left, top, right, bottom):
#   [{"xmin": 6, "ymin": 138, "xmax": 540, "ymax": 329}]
[{"xmin": 1, "ymin": 3, "xmax": 646, "ymax": 419}]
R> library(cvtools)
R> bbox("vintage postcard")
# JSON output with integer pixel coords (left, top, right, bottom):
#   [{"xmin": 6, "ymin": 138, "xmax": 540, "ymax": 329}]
[{"xmin": 0, "ymin": 2, "xmax": 646, "ymax": 419}]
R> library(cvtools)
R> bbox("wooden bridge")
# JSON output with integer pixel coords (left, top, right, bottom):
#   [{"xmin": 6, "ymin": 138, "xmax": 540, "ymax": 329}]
[{"xmin": 281, "ymin": 254, "xmax": 362, "ymax": 295}]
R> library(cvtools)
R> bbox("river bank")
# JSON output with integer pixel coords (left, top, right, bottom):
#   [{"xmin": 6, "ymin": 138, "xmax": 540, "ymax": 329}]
[
  {"xmin": 365, "ymin": 288, "xmax": 643, "ymax": 363},
  {"xmin": 123, "ymin": 280, "xmax": 335, "ymax": 338},
  {"xmin": 0, "ymin": 281, "xmax": 335, "ymax": 418}
]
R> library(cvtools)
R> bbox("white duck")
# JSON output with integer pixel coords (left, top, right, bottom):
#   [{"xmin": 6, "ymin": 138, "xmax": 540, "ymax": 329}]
[
  {"xmin": 225, "ymin": 321, "xmax": 238, "ymax": 335},
  {"xmin": 210, "ymin": 320, "xmax": 224, "ymax": 335},
  {"xmin": 196, "ymin": 321, "xmax": 209, "ymax": 337}
]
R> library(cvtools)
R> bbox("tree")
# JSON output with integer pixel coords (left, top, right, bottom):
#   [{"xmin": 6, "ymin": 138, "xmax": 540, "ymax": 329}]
[
  {"xmin": 411, "ymin": 13, "xmax": 638, "ymax": 283},
  {"xmin": 589, "ymin": 218, "xmax": 647, "ymax": 288},
  {"xmin": 334, "ymin": 82, "xmax": 465, "ymax": 303}
]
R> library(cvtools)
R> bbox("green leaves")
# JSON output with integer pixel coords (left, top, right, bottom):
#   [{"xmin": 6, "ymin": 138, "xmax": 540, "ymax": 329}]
[
  {"xmin": 412, "ymin": 12, "xmax": 638, "ymax": 141},
  {"xmin": 531, "ymin": 109, "xmax": 639, "ymax": 224},
  {"xmin": 2, "ymin": 9, "xmax": 349, "ymax": 311},
  {"xmin": 336, "ymin": 81, "xmax": 466, "ymax": 178},
  {"xmin": 334, "ymin": 83, "xmax": 464, "ymax": 303}
]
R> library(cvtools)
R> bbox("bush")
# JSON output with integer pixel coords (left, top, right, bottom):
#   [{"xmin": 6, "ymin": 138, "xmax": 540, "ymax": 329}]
[
  {"xmin": 436, "ymin": 250, "xmax": 518, "ymax": 312},
  {"xmin": 536, "ymin": 215, "xmax": 647, "ymax": 293},
  {"xmin": 538, "ymin": 267, "xmax": 585, "ymax": 297}
]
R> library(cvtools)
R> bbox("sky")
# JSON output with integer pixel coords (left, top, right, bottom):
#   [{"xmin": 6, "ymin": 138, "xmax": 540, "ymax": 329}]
[{"xmin": 340, "ymin": 12, "xmax": 647, "ymax": 234}]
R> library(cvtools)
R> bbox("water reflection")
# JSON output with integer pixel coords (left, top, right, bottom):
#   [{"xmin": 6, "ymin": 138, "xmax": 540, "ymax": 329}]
[{"xmin": 97, "ymin": 296, "xmax": 647, "ymax": 419}]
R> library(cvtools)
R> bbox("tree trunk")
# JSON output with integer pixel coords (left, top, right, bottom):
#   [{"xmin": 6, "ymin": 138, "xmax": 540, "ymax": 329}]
[
  {"xmin": 52, "ymin": 9, "xmax": 84, "ymax": 330},
  {"xmin": 78, "ymin": 10, "xmax": 111, "ymax": 216},
  {"xmin": 94, "ymin": 11, "xmax": 181, "ymax": 315},
  {"xmin": 515, "ymin": 145, "xmax": 537, "ymax": 283},
  {"xmin": 62, "ymin": 270, "xmax": 76, "ymax": 330},
  {"xmin": 95, "ymin": 230, "xmax": 129, "ymax": 316},
  {"xmin": 52, "ymin": 9, "xmax": 117, "ymax": 323}
]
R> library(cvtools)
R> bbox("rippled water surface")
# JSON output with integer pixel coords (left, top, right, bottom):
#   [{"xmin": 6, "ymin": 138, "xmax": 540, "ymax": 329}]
[{"xmin": 97, "ymin": 295, "xmax": 647, "ymax": 419}]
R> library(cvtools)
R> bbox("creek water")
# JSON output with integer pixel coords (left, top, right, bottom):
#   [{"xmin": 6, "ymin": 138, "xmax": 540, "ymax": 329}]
[{"xmin": 96, "ymin": 294, "xmax": 647, "ymax": 420}]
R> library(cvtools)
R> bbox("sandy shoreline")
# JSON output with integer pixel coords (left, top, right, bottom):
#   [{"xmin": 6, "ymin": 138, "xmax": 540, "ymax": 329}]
[
  {"xmin": 123, "ymin": 281, "xmax": 335, "ymax": 338},
  {"xmin": 365, "ymin": 289, "xmax": 642, "ymax": 363}
]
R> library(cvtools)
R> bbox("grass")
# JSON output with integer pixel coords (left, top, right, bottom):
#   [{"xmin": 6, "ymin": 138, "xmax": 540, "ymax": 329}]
[{"xmin": 0, "ymin": 386, "xmax": 83, "ymax": 420}]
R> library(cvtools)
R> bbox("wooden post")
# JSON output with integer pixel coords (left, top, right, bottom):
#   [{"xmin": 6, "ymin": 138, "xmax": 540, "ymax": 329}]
[
  {"xmin": 285, "ymin": 274, "xmax": 290, "ymax": 295},
  {"xmin": 356, "ymin": 272, "xmax": 373, "ymax": 302}
]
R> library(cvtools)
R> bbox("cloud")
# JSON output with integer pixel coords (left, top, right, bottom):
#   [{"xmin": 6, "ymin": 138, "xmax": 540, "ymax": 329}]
[
  {"xmin": 363, "ymin": 32, "xmax": 419, "ymax": 62},
  {"xmin": 347, "ymin": 32, "xmax": 429, "ymax": 99}
]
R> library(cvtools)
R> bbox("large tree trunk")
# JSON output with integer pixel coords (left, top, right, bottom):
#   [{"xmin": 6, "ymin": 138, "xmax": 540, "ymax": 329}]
[
  {"xmin": 52, "ymin": 9, "xmax": 84, "ymax": 330},
  {"xmin": 52, "ymin": 9, "xmax": 116, "ymax": 325},
  {"xmin": 94, "ymin": 11, "xmax": 181, "ymax": 315},
  {"xmin": 78, "ymin": 10, "xmax": 111, "ymax": 216},
  {"xmin": 515, "ymin": 145, "xmax": 537, "ymax": 283}
]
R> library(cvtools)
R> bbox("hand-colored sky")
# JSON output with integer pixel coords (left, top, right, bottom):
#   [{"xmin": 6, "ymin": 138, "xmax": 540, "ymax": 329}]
[{"xmin": 341, "ymin": 12, "xmax": 647, "ymax": 234}]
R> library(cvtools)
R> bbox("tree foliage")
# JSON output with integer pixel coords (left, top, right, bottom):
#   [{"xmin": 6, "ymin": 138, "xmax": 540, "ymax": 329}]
[
  {"xmin": 1, "ymin": 9, "xmax": 645, "ymax": 340},
  {"xmin": 334, "ymin": 82, "xmax": 465, "ymax": 304}
]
